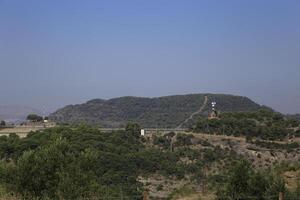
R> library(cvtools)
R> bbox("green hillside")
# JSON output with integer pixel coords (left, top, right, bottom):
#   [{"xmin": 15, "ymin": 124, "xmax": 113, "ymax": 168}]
[
  {"xmin": 194, "ymin": 109, "xmax": 300, "ymax": 140},
  {"xmin": 49, "ymin": 93, "xmax": 262, "ymax": 128}
]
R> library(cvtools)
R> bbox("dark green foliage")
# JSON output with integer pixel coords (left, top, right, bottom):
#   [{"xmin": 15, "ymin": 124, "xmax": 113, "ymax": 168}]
[
  {"xmin": 156, "ymin": 184, "xmax": 163, "ymax": 191},
  {"xmin": 215, "ymin": 160, "xmax": 286, "ymax": 200},
  {"xmin": 175, "ymin": 134, "xmax": 194, "ymax": 146},
  {"xmin": 134, "ymin": 148, "xmax": 186, "ymax": 178},
  {"xmin": 26, "ymin": 114, "xmax": 43, "ymax": 122},
  {"xmin": 194, "ymin": 109, "xmax": 299, "ymax": 140},
  {"xmin": 0, "ymin": 133, "xmax": 32, "ymax": 160},
  {"xmin": 13, "ymin": 140, "xmax": 73, "ymax": 198},
  {"xmin": 295, "ymin": 129, "xmax": 300, "ymax": 137},
  {"xmin": 125, "ymin": 122, "xmax": 141, "ymax": 138},
  {"xmin": 0, "ymin": 121, "xmax": 5, "ymax": 127},
  {"xmin": 153, "ymin": 135, "xmax": 171, "ymax": 149},
  {"xmin": 0, "ymin": 125, "xmax": 216, "ymax": 199},
  {"xmin": 152, "ymin": 132, "xmax": 176, "ymax": 149},
  {"xmin": 0, "ymin": 125, "xmax": 144, "ymax": 199},
  {"xmin": 49, "ymin": 94, "xmax": 262, "ymax": 128},
  {"xmin": 0, "ymin": 124, "xmax": 297, "ymax": 199}
]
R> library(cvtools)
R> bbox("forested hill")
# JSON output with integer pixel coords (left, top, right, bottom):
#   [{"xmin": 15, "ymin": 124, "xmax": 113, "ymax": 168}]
[{"xmin": 49, "ymin": 94, "xmax": 262, "ymax": 128}]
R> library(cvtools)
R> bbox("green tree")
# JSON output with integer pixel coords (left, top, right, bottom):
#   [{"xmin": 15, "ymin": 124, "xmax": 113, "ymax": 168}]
[
  {"xmin": 26, "ymin": 114, "xmax": 43, "ymax": 122},
  {"xmin": 56, "ymin": 149, "xmax": 101, "ymax": 199},
  {"xmin": 0, "ymin": 126, "xmax": 144, "ymax": 199},
  {"xmin": 217, "ymin": 160, "xmax": 287, "ymax": 200},
  {"xmin": 0, "ymin": 121, "xmax": 5, "ymax": 127},
  {"xmin": 217, "ymin": 160, "xmax": 253, "ymax": 199},
  {"xmin": 125, "ymin": 122, "xmax": 141, "ymax": 138},
  {"xmin": 14, "ymin": 139, "xmax": 72, "ymax": 198}
]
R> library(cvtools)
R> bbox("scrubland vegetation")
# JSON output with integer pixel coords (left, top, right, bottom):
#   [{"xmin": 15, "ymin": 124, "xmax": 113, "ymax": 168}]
[
  {"xmin": 0, "ymin": 118, "xmax": 299, "ymax": 199},
  {"xmin": 194, "ymin": 109, "xmax": 299, "ymax": 140}
]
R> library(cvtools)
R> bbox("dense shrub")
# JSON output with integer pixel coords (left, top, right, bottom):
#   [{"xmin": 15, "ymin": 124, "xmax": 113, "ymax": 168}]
[
  {"xmin": 214, "ymin": 160, "xmax": 286, "ymax": 200},
  {"xmin": 0, "ymin": 125, "xmax": 143, "ymax": 199},
  {"xmin": 194, "ymin": 109, "xmax": 299, "ymax": 140}
]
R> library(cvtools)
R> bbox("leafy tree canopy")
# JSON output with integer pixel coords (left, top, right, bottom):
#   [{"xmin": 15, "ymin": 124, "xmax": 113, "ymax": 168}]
[{"xmin": 26, "ymin": 114, "xmax": 43, "ymax": 122}]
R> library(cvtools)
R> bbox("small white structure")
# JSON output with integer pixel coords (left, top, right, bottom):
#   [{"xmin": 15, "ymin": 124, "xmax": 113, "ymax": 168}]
[
  {"xmin": 140, "ymin": 129, "xmax": 145, "ymax": 136},
  {"xmin": 212, "ymin": 102, "xmax": 216, "ymax": 111},
  {"xmin": 209, "ymin": 101, "xmax": 219, "ymax": 119}
]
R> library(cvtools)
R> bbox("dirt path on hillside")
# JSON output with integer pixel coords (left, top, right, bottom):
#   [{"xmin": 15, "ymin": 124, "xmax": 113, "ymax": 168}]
[{"xmin": 176, "ymin": 96, "xmax": 208, "ymax": 129}]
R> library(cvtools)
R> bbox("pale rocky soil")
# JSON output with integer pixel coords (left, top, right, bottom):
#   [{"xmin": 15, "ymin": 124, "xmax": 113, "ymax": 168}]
[{"xmin": 141, "ymin": 132, "xmax": 300, "ymax": 199}]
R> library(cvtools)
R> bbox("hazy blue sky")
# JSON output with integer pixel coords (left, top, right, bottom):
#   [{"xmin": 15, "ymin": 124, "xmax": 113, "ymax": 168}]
[{"xmin": 0, "ymin": 0, "xmax": 299, "ymax": 113}]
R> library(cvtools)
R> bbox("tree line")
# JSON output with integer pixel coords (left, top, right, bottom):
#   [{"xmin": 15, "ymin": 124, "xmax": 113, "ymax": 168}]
[{"xmin": 194, "ymin": 109, "xmax": 299, "ymax": 140}]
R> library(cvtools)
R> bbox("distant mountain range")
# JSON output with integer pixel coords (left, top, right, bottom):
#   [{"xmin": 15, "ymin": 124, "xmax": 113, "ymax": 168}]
[
  {"xmin": 0, "ymin": 105, "xmax": 42, "ymax": 122},
  {"xmin": 49, "ymin": 93, "xmax": 264, "ymax": 128}
]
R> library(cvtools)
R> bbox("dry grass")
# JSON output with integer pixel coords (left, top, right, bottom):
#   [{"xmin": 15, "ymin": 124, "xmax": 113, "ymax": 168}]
[{"xmin": 283, "ymin": 170, "xmax": 300, "ymax": 192}]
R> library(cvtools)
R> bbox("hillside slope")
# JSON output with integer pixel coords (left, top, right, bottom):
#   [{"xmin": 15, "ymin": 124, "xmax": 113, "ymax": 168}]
[{"xmin": 49, "ymin": 93, "xmax": 262, "ymax": 128}]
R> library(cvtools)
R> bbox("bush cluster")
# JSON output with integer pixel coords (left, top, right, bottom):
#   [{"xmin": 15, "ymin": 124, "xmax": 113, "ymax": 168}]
[{"xmin": 194, "ymin": 109, "xmax": 299, "ymax": 140}]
